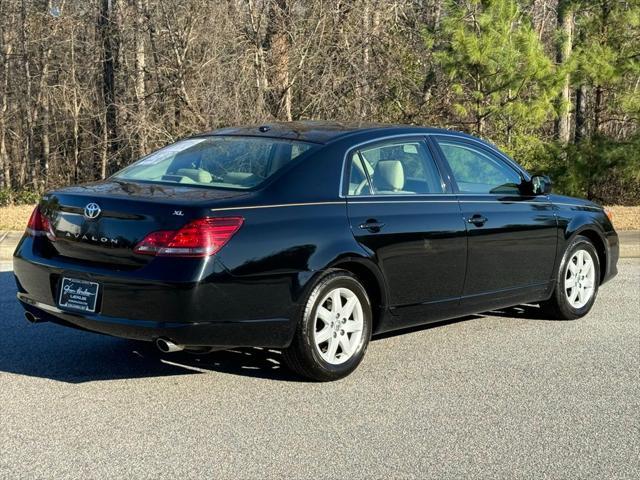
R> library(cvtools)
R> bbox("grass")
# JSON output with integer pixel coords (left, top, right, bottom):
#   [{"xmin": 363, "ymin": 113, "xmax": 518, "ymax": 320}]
[
  {"xmin": 0, "ymin": 204, "xmax": 36, "ymax": 231},
  {"xmin": 0, "ymin": 203, "xmax": 638, "ymax": 231}
]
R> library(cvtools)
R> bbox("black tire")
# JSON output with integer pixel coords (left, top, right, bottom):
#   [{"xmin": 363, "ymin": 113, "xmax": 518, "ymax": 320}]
[
  {"xmin": 282, "ymin": 270, "xmax": 372, "ymax": 382},
  {"xmin": 540, "ymin": 235, "xmax": 600, "ymax": 320}
]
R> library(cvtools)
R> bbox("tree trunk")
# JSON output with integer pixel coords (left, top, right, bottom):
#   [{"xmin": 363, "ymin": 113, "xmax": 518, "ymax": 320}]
[
  {"xmin": 475, "ymin": 69, "xmax": 484, "ymax": 135},
  {"xmin": 42, "ymin": 95, "xmax": 50, "ymax": 188},
  {"xmin": 100, "ymin": 0, "xmax": 118, "ymax": 177},
  {"xmin": 255, "ymin": 46, "xmax": 268, "ymax": 119},
  {"xmin": 38, "ymin": 0, "xmax": 57, "ymax": 191},
  {"xmin": 593, "ymin": 2, "xmax": 611, "ymax": 136},
  {"xmin": 70, "ymin": 31, "xmax": 80, "ymax": 183},
  {"xmin": 247, "ymin": 0, "xmax": 268, "ymax": 119},
  {"xmin": 575, "ymin": 83, "xmax": 588, "ymax": 143},
  {"xmin": 142, "ymin": 0, "xmax": 163, "ymax": 122},
  {"xmin": 0, "ymin": 129, "xmax": 8, "ymax": 191},
  {"xmin": 357, "ymin": 1, "xmax": 371, "ymax": 120},
  {"xmin": 432, "ymin": 0, "xmax": 443, "ymax": 31},
  {"xmin": 134, "ymin": 0, "xmax": 147, "ymax": 157},
  {"xmin": 266, "ymin": 0, "xmax": 292, "ymax": 120},
  {"xmin": 594, "ymin": 85, "xmax": 603, "ymax": 134},
  {"xmin": 20, "ymin": 0, "xmax": 38, "ymax": 191},
  {"xmin": 0, "ymin": 28, "xmax": 11, "ymax": 190},
  {"xmin": 422, "ymin": 0, "xmax": 443, "ymax": 31},
  {"xmin": 555, "ymin": 1, "xmax": 574, "ymax": 145},
  {"xmin": 100, "ymin": 113, "xmax": 108, "ymax": 180},
  {"xmin": 158, "ymin": 1, "xmax": 204, "ymax": 129},
  {"xmin": 15, "ymin": 136, "xmax": 26, "ymax": 186}
]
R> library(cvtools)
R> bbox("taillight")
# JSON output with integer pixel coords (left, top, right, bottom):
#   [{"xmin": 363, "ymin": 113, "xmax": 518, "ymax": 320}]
[
  {"xmin": 26, "ymin": 206, "xmax": 56, "ymax": 241},
  {"xmin": 134, "ymin": 217, "xmax": 244, "ymax": 257}
]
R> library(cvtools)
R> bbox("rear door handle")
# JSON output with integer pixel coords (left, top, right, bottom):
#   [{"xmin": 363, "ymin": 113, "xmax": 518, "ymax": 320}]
[
  {"xmin": 359, "ymin": 220, "xmax": 385, "ymax": 233},
  {"xmin": 467, "ymin": 214, "xmax": 488, "ymax": 227}
]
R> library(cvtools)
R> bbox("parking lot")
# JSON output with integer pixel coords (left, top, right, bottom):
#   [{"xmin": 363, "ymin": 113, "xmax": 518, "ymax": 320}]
[{"xmin": 1, "ymin": 259, "xmax": 638, "ymax": 479}]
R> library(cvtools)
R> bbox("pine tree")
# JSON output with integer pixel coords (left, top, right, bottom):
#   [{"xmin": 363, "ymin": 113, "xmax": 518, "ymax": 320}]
[
  {"xmin": 573, "ymin": 0, "xmax": 640, "ymax": 139},
  {"xmin": 432, "ymin": 0, "xmax": 559, "ymax": 161},
  {"xmin": 560, "ymin": 0, "xmax": 640, "ymax": 201}
]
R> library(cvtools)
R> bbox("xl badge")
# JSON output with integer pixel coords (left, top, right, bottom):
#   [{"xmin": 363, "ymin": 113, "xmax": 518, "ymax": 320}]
[{"xmin": 84, "ymin": 202, "xmax": 101, "ymax": 220}]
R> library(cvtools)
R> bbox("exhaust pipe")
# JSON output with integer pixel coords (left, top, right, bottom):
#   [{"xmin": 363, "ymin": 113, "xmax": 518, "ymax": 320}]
[
  {"xmin": 156, "ymin": 337, "xmax": 184, "ymax": 353},
  {"xmin": 24, "ymin": 311, "xmax": 43, "ymax": 324}
]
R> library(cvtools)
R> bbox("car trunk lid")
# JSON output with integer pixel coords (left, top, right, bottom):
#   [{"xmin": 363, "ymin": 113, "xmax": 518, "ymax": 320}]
[{"xmin": 39, "ymin": 180, "xmax": 249, "ymax": 269}]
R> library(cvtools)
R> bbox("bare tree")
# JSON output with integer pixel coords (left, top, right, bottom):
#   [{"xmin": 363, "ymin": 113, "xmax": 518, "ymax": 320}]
[{"xmin": 0, "ymin": 0, "xmax": 636, "ymax": 204}]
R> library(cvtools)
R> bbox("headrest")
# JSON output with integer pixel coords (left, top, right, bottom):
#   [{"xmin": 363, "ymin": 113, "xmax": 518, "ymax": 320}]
[
  {"xmin": 373, "ymin": 160, "xmax": 404, "ymax": 191},
  {"xmin": 176, "ymin": 168, "xmax": 212, "ymax": 183}
]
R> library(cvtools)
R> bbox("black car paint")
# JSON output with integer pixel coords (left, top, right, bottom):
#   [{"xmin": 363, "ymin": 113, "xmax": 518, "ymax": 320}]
[{"xmin": 13, "ymin": 123, "xmax": 619, "ymax": 348}]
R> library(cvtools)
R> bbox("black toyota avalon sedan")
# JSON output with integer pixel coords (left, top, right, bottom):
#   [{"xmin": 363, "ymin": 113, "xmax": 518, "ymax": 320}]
[{"xmin": 13, "ymin": 122, "xmax": 619, "ymax": 381}]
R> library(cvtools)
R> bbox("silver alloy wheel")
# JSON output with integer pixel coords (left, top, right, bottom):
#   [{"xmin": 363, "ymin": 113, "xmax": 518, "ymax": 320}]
[
  {"xmin": 313, "ymin": 287, "xmax": 364, "ymax": 365},
  {"xmin": 565, "ymin": 249, "xmax": 596, "ymax": 309}
]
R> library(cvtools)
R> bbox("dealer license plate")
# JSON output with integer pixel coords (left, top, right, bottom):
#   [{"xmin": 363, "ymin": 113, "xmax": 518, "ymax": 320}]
[{"xmin": 58, "ymin": 277, "xmax": 100, "ymax": 313}]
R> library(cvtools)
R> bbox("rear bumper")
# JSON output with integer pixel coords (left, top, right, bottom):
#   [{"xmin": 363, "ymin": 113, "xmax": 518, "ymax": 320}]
[
  {"xmin": 13, "ymin": 237, "xmax": 299, "ymax": 348},
  {"xmin": 18, "ymin": 294, "xmax": 293, "ymax": 347}
]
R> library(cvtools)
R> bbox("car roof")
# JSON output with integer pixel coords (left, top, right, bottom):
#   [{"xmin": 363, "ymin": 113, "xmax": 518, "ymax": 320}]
[{"xmin": 203, "ymin": 121, "xmax": 458, "ymax": 144}]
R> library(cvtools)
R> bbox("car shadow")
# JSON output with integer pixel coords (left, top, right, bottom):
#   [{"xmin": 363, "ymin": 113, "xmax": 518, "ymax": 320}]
[
  {"xmin": 372, "ymin": 315, "xmax": 483, "ymax": 340},
  {"xmin": 0, "ymin": 269, "xmax": 550, "ymax": 384},
  {"xmin": 484, "ymin": 304, "xmax": 554, "ymax": 321},
  {"xmin": 0, "ymin": 327, "xmax": 303, "ymax": 385},
  {"xmin": 0, "ymin": 270, "xmax": 303, "ymax": 384}
]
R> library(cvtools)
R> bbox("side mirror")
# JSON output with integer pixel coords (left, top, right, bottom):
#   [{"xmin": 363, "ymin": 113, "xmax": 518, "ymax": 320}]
[{"xmin": 530, "ymin": 175, "xmax": 552, "ymax": 195}]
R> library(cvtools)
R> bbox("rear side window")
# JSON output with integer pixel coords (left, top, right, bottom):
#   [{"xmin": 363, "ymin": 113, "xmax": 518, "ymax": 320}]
[
  {"xmin": 348, "ymin": 140, "xmax": 444, "ymax": 196},
  {"xmin": 436, "ymin": 140, "xmax": 522, "ymax": 194},
  {"xmin": 114, "ymin": 136, "xmax": 315, "ymax": 190}
]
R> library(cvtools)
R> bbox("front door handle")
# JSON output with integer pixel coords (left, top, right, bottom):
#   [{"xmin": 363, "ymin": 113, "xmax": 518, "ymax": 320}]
[
  {"xmin": 359, "ymin": 220, "xmax": 385, "ymax": 233},
  {"xmin": 467, "ymin": 214, "xmax": 488, "ymax": 227}
]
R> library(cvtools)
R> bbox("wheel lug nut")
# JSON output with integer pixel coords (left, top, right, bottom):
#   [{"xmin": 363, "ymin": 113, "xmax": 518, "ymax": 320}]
[
  {"xmin": 340, "ymin": 330, "xmax": 345, "ymax": 335},
  {"xmin": 333, "ymin": 332, "xmax": 337, "ymax": 338},
  {"xmin": 342, "ymin": 318, "xmax": 346, "ymax": 324}
]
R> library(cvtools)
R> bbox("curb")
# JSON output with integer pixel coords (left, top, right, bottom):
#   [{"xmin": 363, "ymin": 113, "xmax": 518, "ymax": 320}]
[
  {"xmin": 618, "ymin": 231, "xmax": 640, "ymax": 259},
  {"xmin": 1, "ymin": 230, "xmax": 639, "ymax": 261}
]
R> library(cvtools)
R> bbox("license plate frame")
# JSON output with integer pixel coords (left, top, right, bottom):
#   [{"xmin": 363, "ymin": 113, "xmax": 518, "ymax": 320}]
[{"xmin": 58, "ymin": 277, "xmax": 100, "ymax": 313}]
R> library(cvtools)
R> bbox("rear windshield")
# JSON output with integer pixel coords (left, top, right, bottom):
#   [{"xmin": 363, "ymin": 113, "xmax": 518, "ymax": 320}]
[{"xmin": 113, "ymin": 136, "xmax": 315, "ymax": 189}]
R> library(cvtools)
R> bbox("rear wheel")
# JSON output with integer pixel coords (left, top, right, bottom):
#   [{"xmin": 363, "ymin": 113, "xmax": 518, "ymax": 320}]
[
  {"xmin": 283, "ymin": 271, "xmax": 372, "ymax": 381},
  {"xmin": 541, "ymin": 236, "xmax": 600, "ymax": 320}
]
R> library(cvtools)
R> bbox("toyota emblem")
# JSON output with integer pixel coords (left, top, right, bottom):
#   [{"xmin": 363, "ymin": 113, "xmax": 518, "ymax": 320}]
[{"xmin": 84, "ymin": 203, "xmax": 101, "ymax": 220}]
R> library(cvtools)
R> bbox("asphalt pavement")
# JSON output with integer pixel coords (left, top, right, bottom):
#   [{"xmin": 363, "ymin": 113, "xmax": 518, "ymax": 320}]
[{"xmin": 0, "ymin": 260, "xmax": 638, "ymax": 479}]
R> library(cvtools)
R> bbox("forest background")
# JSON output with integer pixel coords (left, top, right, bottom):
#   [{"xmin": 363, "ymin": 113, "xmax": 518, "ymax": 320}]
[{"xmin": 0, "ymin": 0, "xmax": 638, "ymax": 209}]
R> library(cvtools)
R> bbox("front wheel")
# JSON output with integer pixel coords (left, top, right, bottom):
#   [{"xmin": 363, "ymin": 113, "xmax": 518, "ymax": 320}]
[
  {"xmin": 283, "ymin": 271, "xmax": 372, "ymax": 381},
  {"xmin": 541, "ymin": 236, "xmax": 600, "ymax": 320}
]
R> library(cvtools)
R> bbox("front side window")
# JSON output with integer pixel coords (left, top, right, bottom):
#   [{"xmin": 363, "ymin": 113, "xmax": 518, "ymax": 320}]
[
  {"xmin": 348, "ymin": 140, "xmax": 444, "ymax": 196},
  {"xmin": 114, "ymin": 136, "xmax": 315, "ymax": 189},
  {"xmin": 436, "ymin": 140, "xmax": 522, "ymax": 194}
]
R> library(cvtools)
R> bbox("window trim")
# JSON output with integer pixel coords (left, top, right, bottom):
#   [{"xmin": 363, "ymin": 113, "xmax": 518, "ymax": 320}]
[
  {"xmin": 341, "ymin": 135, "xmax": 450, "ymax": 198},
  {"xmin": 431, "ymin": 135, "xmax": 527, "ymax": 196},
  {"xmin": 355, "ymin": 150, "xmax": 375, "ymax": 194}
]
